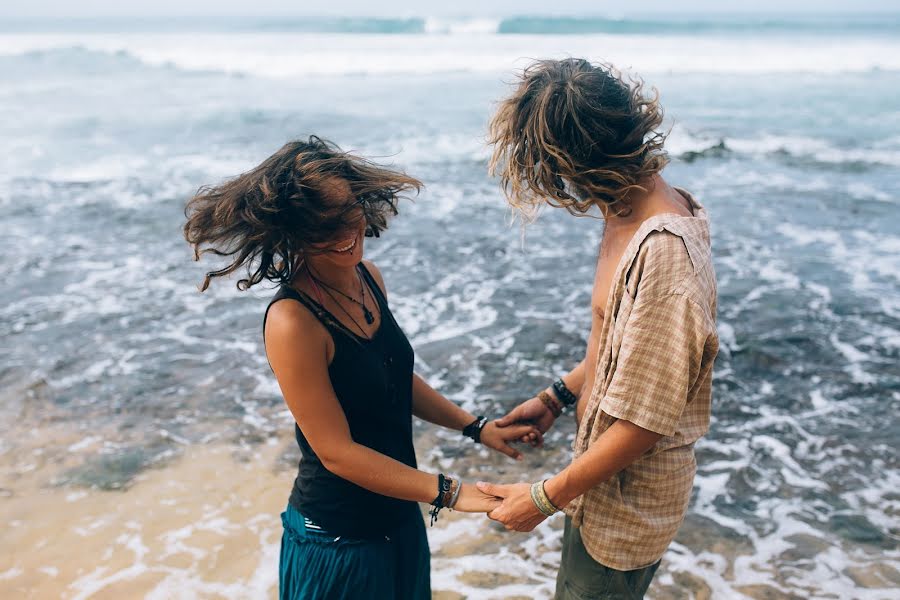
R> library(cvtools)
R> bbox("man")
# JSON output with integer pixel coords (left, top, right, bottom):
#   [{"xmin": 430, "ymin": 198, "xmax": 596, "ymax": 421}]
[{"xmin": 477, "ymin": 58, "xmax": 720, "ymax": 599}]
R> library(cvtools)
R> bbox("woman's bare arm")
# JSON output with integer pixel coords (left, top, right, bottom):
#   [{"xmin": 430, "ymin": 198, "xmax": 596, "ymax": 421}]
[{"xmin": 265, "ymin": 299, "xmax": 498, "ymax": 512}]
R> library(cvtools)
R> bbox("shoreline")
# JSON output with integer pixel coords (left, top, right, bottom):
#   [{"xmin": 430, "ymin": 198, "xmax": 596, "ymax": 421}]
[{"xmin": 2, "ymin": 428, "xmax": 897, "ymax": 599}]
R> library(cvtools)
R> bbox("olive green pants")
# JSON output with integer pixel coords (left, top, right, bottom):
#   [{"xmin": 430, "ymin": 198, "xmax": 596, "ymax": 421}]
[{"xmin": 556, "ymin": 517, "xmax": 661, "ymax": 599}]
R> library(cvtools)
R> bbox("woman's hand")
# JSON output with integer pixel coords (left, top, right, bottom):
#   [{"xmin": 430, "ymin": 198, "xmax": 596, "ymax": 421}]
[
  {"xmin": 453, "ymin": 482, "xmax": 502, "ymax": 513},
  {"xmin": 494, "ymin": 396, "xmax": 558, "ymax": 445},
  {"xmin": 480, "ymin": 420, "xmax": 542, "ymax": 460}
]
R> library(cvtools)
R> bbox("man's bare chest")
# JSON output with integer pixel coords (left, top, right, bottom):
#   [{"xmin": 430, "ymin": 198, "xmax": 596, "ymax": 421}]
[{"xmin": 591, "ymin": 229, "xmax": 635, "ymax": 323}]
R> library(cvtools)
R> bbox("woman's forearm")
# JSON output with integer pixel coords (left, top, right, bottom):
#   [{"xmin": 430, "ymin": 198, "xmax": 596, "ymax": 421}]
[
  {"xmin": 411, "ymin": 373, "xmax": 475, "ymax": 431},
  {"xmin": 326, "ymin": 440, "xmax": 438, "ymax": 503}
]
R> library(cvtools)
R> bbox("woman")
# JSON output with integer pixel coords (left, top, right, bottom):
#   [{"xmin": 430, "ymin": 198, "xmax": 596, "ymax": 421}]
[{"xmin": 184, "ymin": 136, "xmax": 537, "ymax": 599}]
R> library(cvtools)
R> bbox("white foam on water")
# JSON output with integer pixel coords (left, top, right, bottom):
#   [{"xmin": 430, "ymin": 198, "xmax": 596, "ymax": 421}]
[
  {"xmin": 423, "ymin": 17, "xmax": 502, "ymax": 35},
  {"xmin": 778, "ymin": 223, "xmax": 900, "ymax": 320},
  {"xmin": 829, "ymin": 332, "xmax": 878, "ymax": 385},
  {"xmin": 68, "ymin": 532, "xmax": 149, "ymax": 600},
  {"xmin": 2, "ymin": 32, "xmax": 899, "ymax": 78},
  {"xmin": 65, "ymin": 490, "xmax": 89, "ymax": 502},
  {"xmin": 38, "ymin": 566, "xmax": 59, "ymax": 578},
  {"xmin": 67, "ymin": 436, "xmax": 102, "ymax": 452},
  {"xmin": 753, "ymin": 435, "xmax": 829, "ymax": 491},
  {"xmin": 0, "ymin": 567, "xmax": 23, "ymax": 580},
  {"xmin": 429, "ymin": 514, "xmax": 560, "ymax": 599},
  {"xmin": 144, "ymin": 514, "xmax": 280, "ymax": 600}
]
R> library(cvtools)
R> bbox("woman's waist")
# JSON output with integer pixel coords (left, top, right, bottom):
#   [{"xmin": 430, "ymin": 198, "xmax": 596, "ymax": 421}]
[{"xmin": 287, "ymin": 487, "xmax": 419, "ymax": 538}]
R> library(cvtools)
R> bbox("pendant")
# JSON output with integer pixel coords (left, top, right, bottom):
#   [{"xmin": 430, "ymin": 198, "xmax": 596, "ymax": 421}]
[{"xmin": 363, "ymin": 306, "xmax": 375, "ymax": 325}]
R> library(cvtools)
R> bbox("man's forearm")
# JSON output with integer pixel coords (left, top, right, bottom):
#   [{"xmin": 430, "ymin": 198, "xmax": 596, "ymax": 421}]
[
  {"xmin": 543, "ymin": 359, "xmax": 586, "ymax": 400},
  {"xmin": 543, "ymin": 418, "xmax": 662, "ymax": 507}
]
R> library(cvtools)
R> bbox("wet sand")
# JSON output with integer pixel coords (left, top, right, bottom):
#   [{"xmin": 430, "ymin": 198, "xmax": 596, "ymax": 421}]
[
  {"xmin": 1, "ymin": 434, "xmax": 285, "ymax": 600},
  {"xmin": 2, "ymin": 427, "xmax": 897, "ymax": 599}
]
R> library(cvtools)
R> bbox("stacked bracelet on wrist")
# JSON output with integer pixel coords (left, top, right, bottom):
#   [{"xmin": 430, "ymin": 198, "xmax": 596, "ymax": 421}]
[
  {"xmin": 448, "ymin": 478, "xmax": 462, "ymax": 510},
  {"xmin": 429, "ymin": 473, "xmax": 461, "ymax": 525},
  {"xmin": 530, "ymin": 480, "xmax": 561, "ymax": 517},
  {"xmin": 462, "ymin": 416, "xmax": 488, "ymax": 444},
  {"xmin": 538, "ymin": 391, "xmax": 563, "ymax": 418},
  {"xmin": 552, "ymin": 378, "xmax": 578, "ymax": 407}
]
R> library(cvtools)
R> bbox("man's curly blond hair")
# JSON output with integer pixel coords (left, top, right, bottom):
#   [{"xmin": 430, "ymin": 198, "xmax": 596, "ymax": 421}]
[{"xmin": 488, "ymin": 58, "xmax": 669, "ymax": 219}]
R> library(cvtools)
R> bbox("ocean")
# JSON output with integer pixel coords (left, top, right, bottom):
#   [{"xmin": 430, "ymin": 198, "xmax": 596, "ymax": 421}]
[{"xmin": 1, "ymin": 14, "xmax": 898, "ymax": 599}]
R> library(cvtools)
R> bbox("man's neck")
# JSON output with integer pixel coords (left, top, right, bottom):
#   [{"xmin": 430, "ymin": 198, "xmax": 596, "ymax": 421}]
[{"xmin": 601, "ymin": 175, "xmax": 688, "ymax": 228}]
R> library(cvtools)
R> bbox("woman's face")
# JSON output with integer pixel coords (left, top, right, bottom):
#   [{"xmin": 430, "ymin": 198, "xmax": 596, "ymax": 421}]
[{"xmin": 307, "ymin": 178, "xmax": 367, "ymax": 269}]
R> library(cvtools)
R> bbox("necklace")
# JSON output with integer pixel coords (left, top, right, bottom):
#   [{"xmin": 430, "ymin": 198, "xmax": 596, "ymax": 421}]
[
  {"xmin": 318, "ymin": 284, "xmax": 370, "ymax": 339},
  {"xmin": 308, "ymin": 266, "xmax": 376, "ymax": 325}
]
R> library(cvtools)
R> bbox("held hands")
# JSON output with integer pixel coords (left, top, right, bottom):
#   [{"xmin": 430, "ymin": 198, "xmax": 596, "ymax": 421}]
[
  {"xmin": 494, "ymin": 394, "xmax": 558, "ymax": 446},
  {"xmin": 479, "ymin": 420, "xmax": 542, "ymax": 461},
  {"xmin": 453, "ymin": 482, "xmax": 503, "ymax": 513},
  {"xmin": 475, "ymin": 481, "xmax": 548, "ymax": 532}
]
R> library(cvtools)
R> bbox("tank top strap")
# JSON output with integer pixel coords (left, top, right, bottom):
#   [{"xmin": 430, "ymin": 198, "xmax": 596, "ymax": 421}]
[{"xmin": 263, "ymin": 285, "xmax": 361, "ymax": 344}]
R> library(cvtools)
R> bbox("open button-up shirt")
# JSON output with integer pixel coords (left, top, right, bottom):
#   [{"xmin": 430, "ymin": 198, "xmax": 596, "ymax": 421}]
[{"xmin": 565, "ymin": 190, "xmax": 719, "ymax": 571}]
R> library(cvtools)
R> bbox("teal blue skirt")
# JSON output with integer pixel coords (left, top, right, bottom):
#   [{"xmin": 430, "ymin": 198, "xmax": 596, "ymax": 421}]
[{"xmin": 279, "ymin": 504, "xmax": 431, "ymax": 599}]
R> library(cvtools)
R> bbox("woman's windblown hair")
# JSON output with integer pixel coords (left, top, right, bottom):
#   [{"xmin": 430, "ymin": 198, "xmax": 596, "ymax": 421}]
[
  {"xmin": 488, "ymin": 58, "xmax": 668, "ymax": 218},
  {"xmin": 184, "ymin": 136, "xmax": 421, "ymax": 291}
]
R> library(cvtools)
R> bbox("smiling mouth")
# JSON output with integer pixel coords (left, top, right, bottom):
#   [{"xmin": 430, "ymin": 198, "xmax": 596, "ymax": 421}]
[{"xmin": 333, "ymin": 237, "xmax": 357, "ymax": 253}]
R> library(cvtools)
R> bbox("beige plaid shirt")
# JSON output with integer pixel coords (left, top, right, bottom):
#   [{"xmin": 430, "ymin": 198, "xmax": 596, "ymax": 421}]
[{"xmin": 565, "ymin": 189, "xmax": 719, "ymax": 571}]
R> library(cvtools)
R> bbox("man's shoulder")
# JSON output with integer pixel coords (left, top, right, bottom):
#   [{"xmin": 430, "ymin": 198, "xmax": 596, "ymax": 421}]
[
  {"xmin": 639, "ymin": 228, "xmax": 694, "ymax": 258},
  {"xmin": 627, "ymin": 223, "xmax": 717, "ymax": 322},
  {"xmin": 627, "ymin": 229, "xmax": 696, "ymax": 295}
]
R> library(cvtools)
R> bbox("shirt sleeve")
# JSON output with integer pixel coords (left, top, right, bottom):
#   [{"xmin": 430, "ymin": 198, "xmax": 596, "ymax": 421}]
[{"xmin": 599, "ymin": 290, "xmax": 709, "ymax": 437}]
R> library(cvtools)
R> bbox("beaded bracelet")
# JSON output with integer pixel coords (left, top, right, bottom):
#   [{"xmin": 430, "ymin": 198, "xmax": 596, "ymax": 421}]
[{"xmin": 538, "ymin": 391, "xmax": 563, "ymax": 418}]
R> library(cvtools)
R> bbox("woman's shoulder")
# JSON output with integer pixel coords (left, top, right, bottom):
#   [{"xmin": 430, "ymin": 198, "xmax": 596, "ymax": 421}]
[{"xmin": 265, "ymin": 288, "xmax": 329, "ymax": 346}]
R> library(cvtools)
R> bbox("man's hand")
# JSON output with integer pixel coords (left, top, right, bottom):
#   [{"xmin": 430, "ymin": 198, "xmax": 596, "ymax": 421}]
[
  {"xmin": 475, "ymin": 481, "xmax": 548, "ymax": 532},
  {"xmin": 480, "ymin": 421, "xmax": 540, "ymax": 461},
  {"xmin": 494, "ymin": 396, "xmax": 557, "ymax": 446}
]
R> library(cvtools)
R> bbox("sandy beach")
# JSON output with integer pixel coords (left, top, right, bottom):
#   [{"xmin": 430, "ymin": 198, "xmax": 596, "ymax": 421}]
[
  {"xmin": 4, "ymin": 421, "xmax": 897, "ymax": 599},
  {"xmin": 2, "ymin": 10, "xmax": 899, "ymax": 600}
]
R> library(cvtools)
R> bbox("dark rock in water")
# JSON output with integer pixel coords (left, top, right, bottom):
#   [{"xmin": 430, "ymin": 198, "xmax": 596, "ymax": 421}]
[
  {"xmin": 677, "ymin": 513, "xmax": 755, "ymax": 557},
  {"xmin": 779, "ymin": 533, "xmax": 832, "ymax": 563},
  {"xmin": 844, "ymin": 562, "xmax": 900, "ymax": 588},
  {"xmin": 54, "ymin": 442, "xmax": 176, "ymax": 491},
  {"xmin": 679, "ymin": 141, "xmax": 730, "ymax": 163},
  {"xmin": 828, "ymin": 513, "xmax": 895, "ymax": 548}
]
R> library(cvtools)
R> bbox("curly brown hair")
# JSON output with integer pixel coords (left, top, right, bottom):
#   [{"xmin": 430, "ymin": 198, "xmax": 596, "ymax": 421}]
[
  {"xmin": 488, "ymin": 58, "xmax": 668, "ymax": 218},
  {"xmin": 184, "ymin": 136, "xmax": 421, "ymax": 291}
]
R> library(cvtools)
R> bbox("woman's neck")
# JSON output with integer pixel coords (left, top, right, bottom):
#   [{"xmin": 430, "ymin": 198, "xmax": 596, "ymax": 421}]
[{"xmin": 302, "ymin": 259, "xmax": 360, "ymax": 293}]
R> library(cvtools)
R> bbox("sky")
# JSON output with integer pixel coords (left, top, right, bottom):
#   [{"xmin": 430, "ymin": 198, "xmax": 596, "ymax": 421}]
[{"xmin": 2, "ymin": 0, "xmax": 897, "ymax": 18}]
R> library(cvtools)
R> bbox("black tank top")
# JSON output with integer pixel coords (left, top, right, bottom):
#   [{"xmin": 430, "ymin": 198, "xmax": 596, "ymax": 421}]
[{"xmin": 263, "ymin": 264, "xmax": 418, "ymax": 539}]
